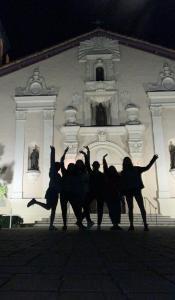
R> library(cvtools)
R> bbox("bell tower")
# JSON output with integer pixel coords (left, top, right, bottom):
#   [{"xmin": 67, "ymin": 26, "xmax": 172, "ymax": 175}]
[{"xmin": 79, "ymin": 36, "xmax": 120, "ymax": 126}]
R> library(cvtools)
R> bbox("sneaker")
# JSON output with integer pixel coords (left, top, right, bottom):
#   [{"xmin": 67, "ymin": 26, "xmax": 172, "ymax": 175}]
[
  {"xmin": 87, "ymin": 221, "xmax": 95, "ymax": 229},
  {"xmin": 49, "ymin": 225, "xmax": 57, "ymax": 231},
  {"xmin": 144, "ymin": 224, "xmax": 149, "ymax": 231},
  {"xmin": 128, "ymin": 225, "xmax": 135, "ymax": 231},
  {"xmin": 27, "ymin": 198, "xmax": 36, "ymax": 207},
  {"xmin": 110, "ymin": 225, "xmax": 122, "ymax": 231},
  {"xmin": 62, "ymin": 225, "xmax": 67, "ymax": 231},
  {"xmin": 77, "ymin": 223, "xmax": 87, "ymax": 230}
]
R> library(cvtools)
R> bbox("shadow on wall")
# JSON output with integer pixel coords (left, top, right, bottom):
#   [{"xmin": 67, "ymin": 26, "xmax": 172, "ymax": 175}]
[{"xmin": 0, "ymin": 143, "xmax": 14, "ymax": 184}]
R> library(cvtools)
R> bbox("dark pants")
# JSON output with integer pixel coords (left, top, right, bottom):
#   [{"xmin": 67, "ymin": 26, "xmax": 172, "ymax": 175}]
[
  {"xmin": 35, "ymin": 188, "xmax": 58, "ymax": 227},
  {"xmin": 60, "ymin": 192, "xmax": 84, "ymax": 225},
  {"xmin": 125, "ymin": 189, "xmax": 147, "ymax": 226},
  {"xmin": 107, "ymin": 196, "xmax": 121, "ymax": 225},
  {"xmin": 60, "ymin": 193, "xmax": 69, "ymax": 226},
  {"xmin": 82, "ymin": 193, "xmax": 105, "ymax": 225}
]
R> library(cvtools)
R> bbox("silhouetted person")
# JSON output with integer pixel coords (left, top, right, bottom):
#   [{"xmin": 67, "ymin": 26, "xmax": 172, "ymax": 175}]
[
  {"xmin": 121, "ymin": 154, "xmax": 158, "ymax": 231},
  {"xmin": 60, "ymin": 148, "xmax": 86, "ymax": 230},
  {"xmin": 80, "ymin": 146, "xmax": 106, "ymax": 229},
  {"xmin": 27, "ymin": 146, "xmax": 61, "ymax": 230},
  {"xmin": 103, "ymin": 154, "xmax": 122, "ymax": 230},
  {"xmin": 59, "ymin": 147, "xmax": 69, "ymax": 230},
  {"xmin": 75, "ymin": 158, "xmax": 94, "ymax": 228}
]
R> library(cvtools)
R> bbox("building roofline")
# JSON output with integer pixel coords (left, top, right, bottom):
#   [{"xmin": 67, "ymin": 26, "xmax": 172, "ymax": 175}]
[{"xmin": 0, "ymin": 28, "xmax": 175, "ymax": 77}]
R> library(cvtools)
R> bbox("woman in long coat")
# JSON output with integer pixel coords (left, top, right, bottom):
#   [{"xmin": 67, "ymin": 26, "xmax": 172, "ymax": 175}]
[{"xmin": 103, "ymin": 154, "xmax": 122, "ymax": 230}]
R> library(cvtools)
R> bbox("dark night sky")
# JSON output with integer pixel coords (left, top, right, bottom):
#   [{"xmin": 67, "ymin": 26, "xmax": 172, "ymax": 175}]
[{"xmin": 1, "ymin": 0, "xmax": 175, "ymax": 61}]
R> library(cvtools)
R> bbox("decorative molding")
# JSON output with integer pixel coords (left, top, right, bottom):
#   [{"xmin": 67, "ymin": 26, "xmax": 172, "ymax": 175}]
[
  {"xmin": 97, "ymin": 131, "xmax": 107, "ymax": 142},
  {"xmin": 79, "ymin": 126, "xmax": 126, "ymax": 136},
  {"xmin": 126, "ymin": 124, "xmax": 145, "ymax": 159},
  {"xmin": 85, "ymin": 80, "xmax": 116, "ymax": 91},
  {"xmin": 61, "ymin": 126, "xmax": 80, "ymax": 157},
  {"xmin": 14, "ymin": 95, "xmax": 57, "ymax": 112},
  {"xmin": 79, "ymin": 37, "xmax": 120, "ymax": 62},
  {"xmin": 144, "ymin": 63, "xmax": 175, "ymax": 92},
  {"xmin": 15, "ymin": 68, "xmax": 58, "ymax": 96}
]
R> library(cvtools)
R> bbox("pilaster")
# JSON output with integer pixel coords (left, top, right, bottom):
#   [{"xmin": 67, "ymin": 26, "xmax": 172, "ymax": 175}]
[
  {"xmin": 12, "ymin": 111, "xmax": 26, "ymax": 198},
  {"xmin": 150, "ymin": 105, "xmax": 169, "ymax": 198},
  {"xmin": 42, "ymin": 110, "xmax": 54, "ymax": 195}
]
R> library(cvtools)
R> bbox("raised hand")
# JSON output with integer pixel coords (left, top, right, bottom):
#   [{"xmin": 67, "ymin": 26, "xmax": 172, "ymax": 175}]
[
  {"xmin": 79, "ymin": 150, "xmax": 86, "ymax": 156},
  {"xmin": 103, "ymin": 154, "xmax": 108, "ymax": 159},
  {"xmin": 153, "ymin": 154, "xmax": 158, "ymax": 160},
  {"xmin": 83, "ymin": 146, "xmax": 89, "ymax": 151},
  {"xmin": 50, "ymin": 145, "xmax": 55, "ymax": 150},
  {"xmin": 64, "ymin": 146, "xmax": 69, "ymax": 153}
]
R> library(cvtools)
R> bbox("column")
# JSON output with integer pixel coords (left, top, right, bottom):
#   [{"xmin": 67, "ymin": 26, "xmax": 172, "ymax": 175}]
[
  {"xmin": 12, "ymin": 111, "xmax": 26, "ymax": 198},
  {"xmin": 42, "ymin": 110, "xmax": 54, "ymax": 196},
  {"xmin": 150, "ymin": 106, "xmax": 169, "ymax": 198}
]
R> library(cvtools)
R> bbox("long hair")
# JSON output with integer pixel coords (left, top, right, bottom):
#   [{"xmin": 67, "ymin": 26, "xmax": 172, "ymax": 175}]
[
  {"xmin": 122, "ymin": 157, "xmax": 133, "ymax": 171},
  {"xmin": 108, "ymin": 165, "xmax": 119, "ymax": 178}
]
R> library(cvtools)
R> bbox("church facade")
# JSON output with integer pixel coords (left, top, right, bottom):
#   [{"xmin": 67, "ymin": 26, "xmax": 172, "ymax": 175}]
[{"xmin": 0, "ymin": 29, "xmax": 175, "ymax": 223}]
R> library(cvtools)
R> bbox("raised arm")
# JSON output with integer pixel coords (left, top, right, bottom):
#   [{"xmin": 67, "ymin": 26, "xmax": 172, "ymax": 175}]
[
  {"xmin": 103, "ymin": 154, "xmax": 108, "ymax": 174},
  {"xmin": 50, "ymin": 146, "xmax": 55, "ymax": 168},
  {"xmin": 79, "ymin": 146, "xmax": 92, "ymax": 173},
  {"xmin": 60, "ymin": 147, "xmax": 69, "ymax": 176},
  {"xmin": 139, "ymin": 154, "xmax": 158, "ymax": 173}
]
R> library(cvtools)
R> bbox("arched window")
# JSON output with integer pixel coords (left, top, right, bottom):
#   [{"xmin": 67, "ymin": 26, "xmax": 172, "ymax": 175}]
[{"xmin": 96, "ymin": 67, "xmax": 104, "ymax": 81}]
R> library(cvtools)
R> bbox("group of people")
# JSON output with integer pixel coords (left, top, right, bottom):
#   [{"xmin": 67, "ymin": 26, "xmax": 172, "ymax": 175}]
[{"xmin": 27, "ymin": 145, "xmax": 158, "ymax": 231}]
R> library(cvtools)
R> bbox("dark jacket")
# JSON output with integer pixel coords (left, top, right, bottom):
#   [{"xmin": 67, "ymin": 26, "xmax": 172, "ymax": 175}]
[{"xmin": 120, "ymin": 156, "xmax": 157, "ymax": 193}]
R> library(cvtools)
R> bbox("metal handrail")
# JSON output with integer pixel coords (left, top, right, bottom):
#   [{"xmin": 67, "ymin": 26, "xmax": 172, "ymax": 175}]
[{"xmin": 144, "ymin": 196, "xmax": 158, "ymax": 225}]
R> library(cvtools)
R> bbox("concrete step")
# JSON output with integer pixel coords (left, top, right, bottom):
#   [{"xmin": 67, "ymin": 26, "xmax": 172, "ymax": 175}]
[{"xmin": 34, "ymin": 214, "xmax": 175, "ymax": 227}]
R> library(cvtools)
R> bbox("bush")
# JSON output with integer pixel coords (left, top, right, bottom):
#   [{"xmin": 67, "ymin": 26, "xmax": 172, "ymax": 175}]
[{"xmin": 0, "ymin": 215, "xmax": 23, "ymax": 228}]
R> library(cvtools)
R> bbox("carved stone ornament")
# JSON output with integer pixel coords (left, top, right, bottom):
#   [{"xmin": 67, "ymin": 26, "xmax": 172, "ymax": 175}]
[
  {"xmin": 64, "ymin": 105, "xmax": 78, "ymax": 126},
  {"xmin": 128, "ymin": 141, "xmax": 143, "ymax": 154},
  {"xmin": 79, "ymin": 37, "xmax": 120, "ymax": 62},
  {"xmin": 125, "ymin": 103, "xmax": 141, "ymax": 125},
  {"xmin": 64, "ymin": 142, "xmax": 78, "ymax": 155},
  {"xmin": 15, "ymin": 68, "xmax": 57, "ymax": 96},
  {"xmin": 97, "ymin": 131, "xmax": 107, "ymax": 142},
  {"xmin": 144, "ymin": 63, "xmax": 175, "ymax": 91}
]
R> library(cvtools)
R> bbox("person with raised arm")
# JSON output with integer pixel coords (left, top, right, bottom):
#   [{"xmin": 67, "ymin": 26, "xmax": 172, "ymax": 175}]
[
  {"xmin": 74, "ymin": 156, "xmax": 94, "ymax": 228},
  {"xmin": 80, "ymin": 146, "xmax": 106, "ymax": 229},
  {"xmin": 103, "ymin": 154, "xmax": 122, "ymax": 230},
  {"xmin": 60, "ymin": 147, "xmax": 87, "ymax": 230},
  {"xmin": 120, "ymin": 154, "xmax": 158, "ymax": 231},
  {"xmin": 27, "ymin": 146, "xmax": 62, "ymax": 230}
]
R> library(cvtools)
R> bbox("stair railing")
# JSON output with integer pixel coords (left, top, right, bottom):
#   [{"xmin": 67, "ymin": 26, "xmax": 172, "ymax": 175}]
[{"xmin": 144, "ymin": 196, "xmax": 158, "ymax": 224}]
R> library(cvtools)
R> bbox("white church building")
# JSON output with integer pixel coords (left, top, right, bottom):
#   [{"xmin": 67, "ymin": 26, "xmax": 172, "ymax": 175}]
[{"xmin": 0, "ymin": 28, "xmax": 175, "ymax": 223}]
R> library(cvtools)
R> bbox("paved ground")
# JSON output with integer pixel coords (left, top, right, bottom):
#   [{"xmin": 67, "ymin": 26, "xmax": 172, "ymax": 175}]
[{"xmin": 0, "ymin": 227, "xmax": 175, "ymax": 299}]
